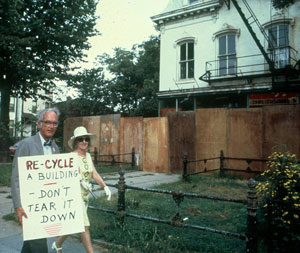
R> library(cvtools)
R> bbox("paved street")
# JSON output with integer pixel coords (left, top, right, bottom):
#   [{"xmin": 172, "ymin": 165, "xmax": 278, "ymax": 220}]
[{"xmin": 0, "ymin": 171, "xmax": 181, "ymax": 252}]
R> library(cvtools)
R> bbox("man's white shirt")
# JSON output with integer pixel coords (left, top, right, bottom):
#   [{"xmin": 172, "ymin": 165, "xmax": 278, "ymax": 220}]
[{"xmin": 39, "ymin": 132, "xmax": 52, "ymax": 155}]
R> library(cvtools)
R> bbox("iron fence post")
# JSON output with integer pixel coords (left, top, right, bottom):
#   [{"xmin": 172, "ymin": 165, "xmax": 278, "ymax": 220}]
[
  {"xmin": 94, "ymin": 147, "xmax": 98, "ymax": 165},
  {"xmin": 246, "ymin": 178, "xmax": 258, "ymax": 253},
  {"xmin": 131, "ymin": 147, "xmax": 135, "ymax": 167},
  {"xmin": 117, "ymin": 168, "xmax": 126, "ymax": 226},
  {"xmin": 220, "ymin": 150, "xmax": 225, "ymax": 176},
  {"xmin": 183, "ymin": 152, "xmax": 189, "ymax": 182},
  {"xmin": 111, "ymin": 155, "xmax": 116, "ymax": 166}
]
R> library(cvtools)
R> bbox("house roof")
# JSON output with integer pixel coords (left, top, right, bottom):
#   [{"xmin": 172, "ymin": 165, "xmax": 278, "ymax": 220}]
[
  {"xmin": 151, "ymin": 0, "xmax": 223, "ymax": 25},
  {"xmin": 163, "ymin": 0, "xmax": 185, "ymax": 12}
]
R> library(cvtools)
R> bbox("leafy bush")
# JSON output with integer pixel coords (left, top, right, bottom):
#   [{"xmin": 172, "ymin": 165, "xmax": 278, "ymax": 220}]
[
  {"xmin": 257, "ymin": 152, "xmax": 300, "ymax": 252},
  {"xmin": 0, "ymin": 163, "xmax": 12, "ymax": 186},
  {"xmin": 272, "ymin": 0, "xmax": 294, "ymax": 9}
]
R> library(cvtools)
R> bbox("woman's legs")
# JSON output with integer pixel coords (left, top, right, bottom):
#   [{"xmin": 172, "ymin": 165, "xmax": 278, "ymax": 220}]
[
  {"xmin": 54, "ymin": 235, "xmax": 68, "ymax": 252},
  {"xmin": 81, "ymin": 226, "xmax": 94, "ymax": 253}
]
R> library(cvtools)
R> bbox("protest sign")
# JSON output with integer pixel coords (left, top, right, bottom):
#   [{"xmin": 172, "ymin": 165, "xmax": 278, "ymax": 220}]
[{"xmin": 18, "ymin": 153, "xmax": 84, "ymax": 241}]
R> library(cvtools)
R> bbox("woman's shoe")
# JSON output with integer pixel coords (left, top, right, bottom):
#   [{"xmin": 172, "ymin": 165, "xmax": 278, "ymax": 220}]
[{"xmin": 51, "ymin": 241, "xmax": 62, "ymax": 252}]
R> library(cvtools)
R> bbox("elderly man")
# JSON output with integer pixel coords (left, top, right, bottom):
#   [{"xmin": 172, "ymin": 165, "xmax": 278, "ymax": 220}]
[{"xmin": 11, "ymin": 107, "xmax": 60, "ymax": 253}]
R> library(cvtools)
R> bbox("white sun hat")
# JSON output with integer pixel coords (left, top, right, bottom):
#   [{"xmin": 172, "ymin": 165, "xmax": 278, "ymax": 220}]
[{"xmin": 68, "ymin": 126, "xmax": 96, "ymax": 149}]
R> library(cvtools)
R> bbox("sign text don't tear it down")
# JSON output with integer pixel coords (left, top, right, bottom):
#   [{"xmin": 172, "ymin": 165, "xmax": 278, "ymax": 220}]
[{"xmin": 18, "ymin": 153, "xmax": 84, "ymax": 241}]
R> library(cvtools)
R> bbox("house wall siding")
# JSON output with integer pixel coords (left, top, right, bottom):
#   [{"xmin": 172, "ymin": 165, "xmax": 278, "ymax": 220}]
[{"xmin": 156, "ymin": 0, "xmax": 300, "ymax": 92}]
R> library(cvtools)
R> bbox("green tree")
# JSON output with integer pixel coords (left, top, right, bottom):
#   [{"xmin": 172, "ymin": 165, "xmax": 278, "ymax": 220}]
[
  {"xmin": 272, "ymin": 0, "xmax": 294, "ymax": 9},
  {"xmin": 0, "ymin": 0, "xmax": 98, "ymax": 150},
  {"xmin": 66, "ymin": 67, "xmax": 114, "ymax": 115},
  {"xmin": 100, "ymin": 35, "xmax": 160, "ymax": 117}
]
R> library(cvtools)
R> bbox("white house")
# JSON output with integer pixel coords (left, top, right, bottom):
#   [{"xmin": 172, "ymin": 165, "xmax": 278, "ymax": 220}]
[
  {"xmin": 151, "ymin": 0, "xmax": 300, "ymax": 115},
  {"xmin": 9, "ymin": 96, "xmax": 51, "ymax": 138}
]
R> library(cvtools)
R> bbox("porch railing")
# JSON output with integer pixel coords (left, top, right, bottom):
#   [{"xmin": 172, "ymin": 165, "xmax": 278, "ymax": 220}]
[{"xmin": 200, "ymin": 47, "xmax": 299, "ymax": 82}]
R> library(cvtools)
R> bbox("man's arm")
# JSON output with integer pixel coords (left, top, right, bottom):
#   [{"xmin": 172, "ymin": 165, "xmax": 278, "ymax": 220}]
[{"xmin": 11, "ymin": 140, "xmax": 29, "ymax": 225}]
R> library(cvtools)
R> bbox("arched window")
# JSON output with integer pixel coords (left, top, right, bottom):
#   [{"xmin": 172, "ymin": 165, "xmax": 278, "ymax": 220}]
[{"xmin": 179, "ymin": 41, "xmax": 194, "ymax": 80}]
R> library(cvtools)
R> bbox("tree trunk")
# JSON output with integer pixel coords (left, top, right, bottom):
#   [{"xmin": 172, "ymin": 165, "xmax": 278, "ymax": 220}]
[{"xmin": 0, "ymin": 79, "xmax": 12, "ymax": 151}]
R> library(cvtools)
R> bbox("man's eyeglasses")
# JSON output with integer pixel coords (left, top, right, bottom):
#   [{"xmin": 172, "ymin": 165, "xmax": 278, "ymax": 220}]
[
  {"xmin": 41, "ymin": 121, "xmax": 59, "ymax": 127},
  {"xmin": 76, "ymin": 137, "xmax": 90, "ymax": 143}
]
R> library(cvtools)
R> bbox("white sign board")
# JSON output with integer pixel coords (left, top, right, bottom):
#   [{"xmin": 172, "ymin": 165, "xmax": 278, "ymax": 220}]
[{"xmin": 18, "ymin": 153, "xmax": 84, "ymax": 241}]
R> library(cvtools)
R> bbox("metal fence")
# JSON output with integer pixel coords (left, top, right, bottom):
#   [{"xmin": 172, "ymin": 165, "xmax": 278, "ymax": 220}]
[
  {"xmin": 182, "ymin": 150, "xmax": 269, "ymax": 181},
  {"xmin": 89, "ymin": 169, "xmax": 258, "ymax": 252},
  {"xmin": 91, "ymin": 147, "xmax": 135, "ymax": 168},
  {"xmin": 182, "ymin": 150, "xmax": 300, "ymax": 181}
]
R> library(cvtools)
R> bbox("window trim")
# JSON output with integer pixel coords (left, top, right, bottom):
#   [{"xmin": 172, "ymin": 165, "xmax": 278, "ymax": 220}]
[
  {"xmin": 217, "ymin": 33, "xmax": 237, "ymax": 76},
  {"xmin": 262, "ymin": 17, "xmax": 294, "ymax": 30},
  {"xmin": 266, "ymin": 23, "xmax": 290, "ymax": 69},
  {"xmin": 212, "ymin": 27, "xmax": 240, "ymax": 41},
  {"xmin": 177, "ymin": 40, "xmax": 195, "ymax": 81}
]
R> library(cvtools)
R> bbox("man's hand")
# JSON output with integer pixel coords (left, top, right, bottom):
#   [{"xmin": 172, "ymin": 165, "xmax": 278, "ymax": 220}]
[{"xmin": 16, "ymin": 207, "xmax": 27, "ymax": 226}]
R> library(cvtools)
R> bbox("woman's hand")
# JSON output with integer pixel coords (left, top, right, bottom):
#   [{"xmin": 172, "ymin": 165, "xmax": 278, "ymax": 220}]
[{"xmin": 104, "ymin": 186, "xmax": 111, "ymax": 200}]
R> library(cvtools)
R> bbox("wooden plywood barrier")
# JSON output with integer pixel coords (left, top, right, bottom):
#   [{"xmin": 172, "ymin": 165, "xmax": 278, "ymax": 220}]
[
  {"xmin": 168, "ymin": 111, "xmax": 195, "ymax": 173},
  {"xmin": 195, "ymin": 109, "xmax": 228, "ymax": 171},
  {"xmin": 63, "ymin": 105, "xmax": 300, "ymax": 174},
  {"xmin": 226, "ymin": 108, "xmax": 264, "ymax": 172},
  {"xmin": 99, "ymin": 114, "xmax": 120, "ymax": 161},
  {"xmin": 63, "ymin": 117, "xmax": 85, "ymax": 151},
  {"xmin": 263, "ymin": 105, "xmax": 300, "ymax": 157},
  {"xmin": 120, "ymin": 117, "xmax": 143, "ymax": 168},
  {"xmin": 143, "ymin": 117, "xmax": 169, "ymax": 172}
]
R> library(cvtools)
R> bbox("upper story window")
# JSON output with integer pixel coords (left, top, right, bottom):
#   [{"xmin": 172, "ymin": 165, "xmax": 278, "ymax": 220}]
[
  {"xmin": 190, "ymin": 0, "xmax": 199, "ymax": 3},
  {"xmin": 179, "ymin": 42, "xmax": 194, "ymax": 80},
  {"xmin": 9, "ymin": 101, "xmax": 15, "ymax": 112},
  {"xmin": 218, "ymin": 34, "xmax": 236, "ymax": 76},
  {"xmin": 32, "ymin": 101, "xmax": 37, "ymax": 113},
  {"xmin": 268, "ymin": 24, "xmax": 289, "ymax": 68}
]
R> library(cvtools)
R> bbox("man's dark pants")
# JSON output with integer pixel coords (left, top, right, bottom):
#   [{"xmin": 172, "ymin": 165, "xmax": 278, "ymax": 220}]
[{"xmin": 21, "ymin": 239, "xmax": 48, "ymax": 253}]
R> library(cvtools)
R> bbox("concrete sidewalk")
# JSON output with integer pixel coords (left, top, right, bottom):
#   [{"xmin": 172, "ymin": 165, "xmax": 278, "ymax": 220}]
[{"xmin": 0, "ymin": 171, "xmax": 181, "ymax": 252}]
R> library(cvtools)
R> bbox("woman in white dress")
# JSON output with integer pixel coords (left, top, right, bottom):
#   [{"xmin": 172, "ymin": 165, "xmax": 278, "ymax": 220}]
[{"xmin": 52, "ymin": 126, "xmax": 111, "ymax": 253}]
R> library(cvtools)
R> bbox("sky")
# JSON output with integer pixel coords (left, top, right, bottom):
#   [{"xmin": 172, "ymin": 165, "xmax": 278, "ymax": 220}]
[
  {"xmin": 87, "ymin": 0, "xmax": 169, "ymax": 66},
  {"xmin": 55, "ymin": 0, "xmax": 169, "ymax": 101}
]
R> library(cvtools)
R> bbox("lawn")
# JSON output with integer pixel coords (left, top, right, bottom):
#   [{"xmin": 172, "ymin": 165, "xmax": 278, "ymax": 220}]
[
  {"xmin": 1, "ymin": 163, "xmax": 258, "ymax": 252},
  {"xmin": 88, "ymin": 173, "xmax": 251, "ymax": 253},
  {"xmin": 0, "ymin": 163, "xmax": 134, "ymax": 186},
  {"xmin": 0, "ymin": 163, "xmax": 12, "ymax": 186}
]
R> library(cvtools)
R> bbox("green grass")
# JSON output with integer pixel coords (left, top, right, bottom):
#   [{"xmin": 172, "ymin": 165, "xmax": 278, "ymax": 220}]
[
  {"xmin": 0, "ymin": 163, "xmax": 256, "ymax": 251},
  {"xmin": 0, "ymin": 163, "xmax": 12, "ymax": 186},
  {"xmin": 0, "ymin": 163, "xmax": 135, "ymax": 186},
  {"xmin": 95, "ymin": 165, "xmax": 137, "ymax": 174},
  {"xmin": 2, "ymin": 212, "xmax": 18, "ymax": 223},
  {"xmin": 88, "ymin": 173, "xmax": 250, "ymax": 253}
]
